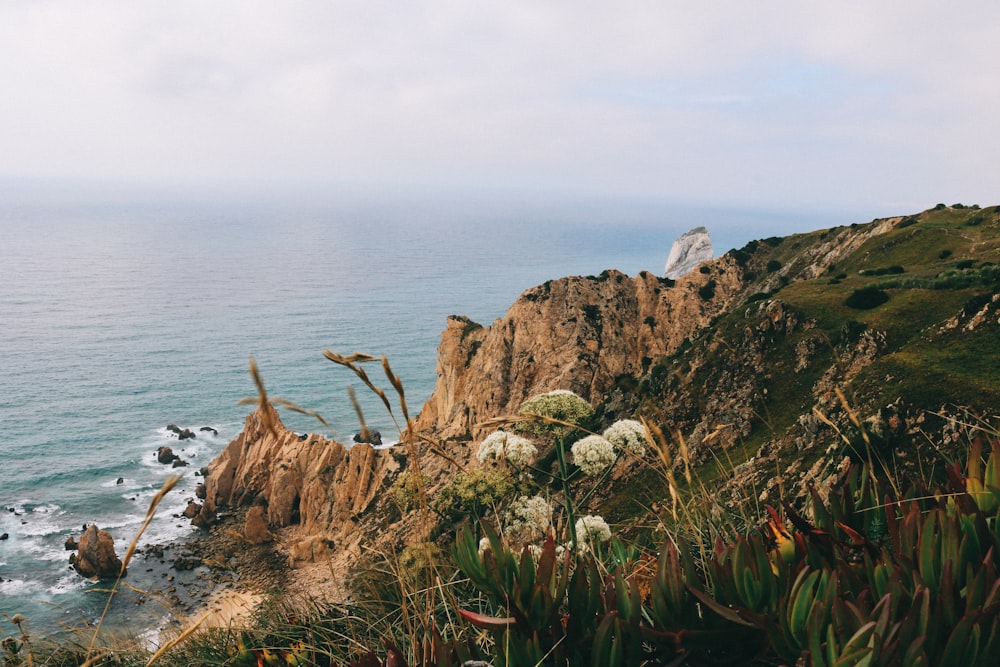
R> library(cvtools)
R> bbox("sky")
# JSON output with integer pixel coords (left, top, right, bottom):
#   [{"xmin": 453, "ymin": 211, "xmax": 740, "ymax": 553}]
[{"xmin": 1, "ymin": 1, "xmax": 998, "ymax": 216}]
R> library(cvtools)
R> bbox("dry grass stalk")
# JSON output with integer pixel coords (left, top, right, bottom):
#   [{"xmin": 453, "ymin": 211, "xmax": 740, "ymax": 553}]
[
  {"xmin": 144, "ymin": 613, "xmax": 208, "ymax": 666},
  {"xmin": 82, "ymin": 474, "xmax": 181, "ymax": 664}
]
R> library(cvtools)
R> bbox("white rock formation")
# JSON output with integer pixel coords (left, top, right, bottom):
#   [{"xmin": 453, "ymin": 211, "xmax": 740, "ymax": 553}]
[{"xmin": 663, "ymin": 227, "xmax": 713, "ymax": 279}]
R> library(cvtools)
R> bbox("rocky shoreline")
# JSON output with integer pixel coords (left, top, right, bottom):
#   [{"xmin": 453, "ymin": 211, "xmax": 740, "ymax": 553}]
[{"xmin": 130, "ymin": 506, "xmax": 288, "ymax": 632}]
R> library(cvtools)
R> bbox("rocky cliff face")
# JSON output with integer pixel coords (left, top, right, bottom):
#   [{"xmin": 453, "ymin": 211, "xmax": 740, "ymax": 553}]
[
  {"xmin": 663, "ymin": 226, "xmax": 713, "ymax": 279},
  {"xmin": 195, "ymin": 404, "xmax": 400, "ymax": 556},
  {"xmin": 413, "ymin": 261, "xmax": 746, "ymax": 444},
  {"xmin": 193, "ymin": 205, "xmax": 1000, "ymax": 578}
]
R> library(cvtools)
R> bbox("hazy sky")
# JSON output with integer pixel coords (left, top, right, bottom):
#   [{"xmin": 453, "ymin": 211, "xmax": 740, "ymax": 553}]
[{"xmin": 2, "ymin": 1, "xmax": 998, "ymax": 214}]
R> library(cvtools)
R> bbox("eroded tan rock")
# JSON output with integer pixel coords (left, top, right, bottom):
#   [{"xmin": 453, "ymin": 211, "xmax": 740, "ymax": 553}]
[
  {"xmin": 194, "ymin": 405, "xmax": 399, "ymax": 549},
  {"xmin": 244, "ymin": 505, "xmax": 272, "ymax": 545},
  {"xmin": 414, "ymin": 263, "xmax": 746, "ymax": 445},
  {"xmin": 70, "ymin": 524, "xmax": 124, "ymax": 580}
]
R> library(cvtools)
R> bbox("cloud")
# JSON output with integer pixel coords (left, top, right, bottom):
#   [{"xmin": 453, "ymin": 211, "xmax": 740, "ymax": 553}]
[{"xmin": 1, "ymin": 1, "xmax": 998, "ymax": 211}]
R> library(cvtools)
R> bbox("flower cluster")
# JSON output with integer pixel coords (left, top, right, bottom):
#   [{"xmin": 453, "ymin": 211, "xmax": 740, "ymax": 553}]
[
  {"xmin": 603, "ymin": 419, "xmax": 648, "ymax": 457},
  {"xmin": 575, "ymin": 515, "xmax": 612, "ymax": 547},
  {"xmin": 476, "ymin": 430, "xmax": 538, "ymax": 466},
  {"xmin": 571, "ymin": 434, "xmax": 616, "ymax": 475},
  {"xmin": 518, "ymin": 390, "xmax": 594, "ymax": 433},
  {"xmin": 504, "ymin": 495, "xmax": 552, "ymax": 539}
]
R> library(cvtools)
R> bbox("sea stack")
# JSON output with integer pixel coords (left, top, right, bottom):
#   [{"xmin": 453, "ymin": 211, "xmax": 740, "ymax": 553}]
[
  {"xmin": 663, "ymin": 226, "xmax": 713, "ymax": 279},
  {"xmin": 69, "ymin": 524, "xmax": 125, "ymax": 580}
]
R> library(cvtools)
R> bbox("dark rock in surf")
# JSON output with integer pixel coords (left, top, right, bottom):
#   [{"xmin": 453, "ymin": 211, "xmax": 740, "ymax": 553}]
[
  {"xmin": 200, "ymin": 426, "xmax": 218, "ymax": 436},
  {"xmin": 70, "ymin": 524, "xmax": 125, "ymax": 580},
  {"xmin": 172, "ymin": 458, "xmax": 190, "ymax": 468},
  {"xmin": 167, "ymin": 424, "xmax": 196, "ymax": 440},
  {"xmin": 65, "ymin": 535, "xmax": 77, "ymax": 550},
  {"xmin": 353, "ymin": 429, "xmax": 382, "ymax": 446},
  {"xmin": 157, "ymin": 446, "xmax": 179, "ymax": 464}
]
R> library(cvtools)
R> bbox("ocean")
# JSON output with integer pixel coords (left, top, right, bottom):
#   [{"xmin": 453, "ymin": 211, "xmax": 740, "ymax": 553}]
[{"xmin": 0, "ymin": 190, "xmax": 839, "ymax": 637}]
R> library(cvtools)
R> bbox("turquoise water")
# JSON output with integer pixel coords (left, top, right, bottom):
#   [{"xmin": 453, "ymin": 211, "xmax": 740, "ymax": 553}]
[{"xmin": 0, "ymin": 192, "xmax": 838, "ymax": 635}]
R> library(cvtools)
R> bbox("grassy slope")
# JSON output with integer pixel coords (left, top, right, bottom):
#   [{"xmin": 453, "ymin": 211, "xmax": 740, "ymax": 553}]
[
  {"xmin": 611, "ymin": 204, "xmax": 1000, "ymax": 527},
  {"xmin": 779, "ymin": 205, "xmax": 1000, "ymax": 410}
]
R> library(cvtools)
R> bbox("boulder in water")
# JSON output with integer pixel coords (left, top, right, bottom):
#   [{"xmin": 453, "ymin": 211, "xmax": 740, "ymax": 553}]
[
  {"xmin": 157, "ymin": 446, "xmax": 179, "ymax": 464},
  {"xmin": 663, "ymin": 227, "xmax": 713, "ymax": 279},
  {"xmin": 352, "ymin": 429, "xmax": 382, "ymax": 447},
  {"xmin": 70, "ymin": 524, "xmax": 125, "ymax": 580}
]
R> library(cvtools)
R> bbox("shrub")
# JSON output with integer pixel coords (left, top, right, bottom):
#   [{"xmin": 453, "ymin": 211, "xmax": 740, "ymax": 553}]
[
  {"xmin": 939, "ymin": 249, "xmax": 953, "ymax": 260},
  {"xmin": 698, "ymin": 280, "xmax": 717, "ymax": 301},
  {"xmin": 845, "ymin": 286, "xmax": 890, "ymax": 309},
  {"xmin": 390, "ymin": 470, "xmax": 432, "ymax": 512},
  {"xmin": 963, "ymin": 293, "xmax": 993, "ymax": 317},
  {"xmin": 434, "ymin": 467, "xmax": 521, "ymax": 520},
  {"xmin": 699, "ymin": 265, "xmax": 711, "ymax": 274},
  {"xmin": 517, "ymin": 390, "xmax": 594, "ymax": 435},
  {"xmin": 766, "ymin": 259, "xmax": 783, "ymax": 273}
]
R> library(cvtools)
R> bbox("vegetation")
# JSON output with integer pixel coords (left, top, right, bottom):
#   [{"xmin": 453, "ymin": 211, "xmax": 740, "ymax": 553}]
[{"xmin": 5, "ymin": 203, "xmax": 1000, "ymax": 665}]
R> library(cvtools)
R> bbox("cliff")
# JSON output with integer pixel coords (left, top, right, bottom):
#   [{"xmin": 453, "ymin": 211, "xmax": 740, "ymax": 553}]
[
  {"xmin": 193, "ymin": 203, "xmax": 1000, "ymax": 577},
  {"xmin": 194, "ymin": 404, "xmax": 402, "ymax": 562},
  {"xmin": 413, "ymin": 261, "xmax": 746, "ymax": 443}
]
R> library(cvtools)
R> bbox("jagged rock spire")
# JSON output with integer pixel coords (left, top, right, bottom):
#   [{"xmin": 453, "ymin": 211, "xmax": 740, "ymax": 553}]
[{"xmin": 663, "ymin": 226, "xmax": 713, "ymax": 279}]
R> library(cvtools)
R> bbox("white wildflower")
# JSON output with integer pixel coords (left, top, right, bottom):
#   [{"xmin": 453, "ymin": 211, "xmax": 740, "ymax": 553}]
[
  {"xmin": 571, "ymin": 435, "xmax": 616, "ymax": 475},
  {"xmin": 603, "ymin": 419, "xmax": 648, "ymax": 457},
  {"xmin": 478, "ymin": 537, "xmax": 491, "ymax": 557},
  {"xmin": 518, "ymin": 390, "xmax": 594, "ymax": 431},
  {"xmin": 504, "ymin": 495, "xmax": 552, "ymax": 538},
  {"xmin": 576, "ymin": 515, "xmax": 612, "ymax": 546},
  {"xmin": 476, "ymin": 430, "xmax": 538, "ymax": 466}
]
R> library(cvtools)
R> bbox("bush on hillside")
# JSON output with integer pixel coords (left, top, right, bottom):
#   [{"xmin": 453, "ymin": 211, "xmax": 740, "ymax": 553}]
[{"xmin": 845, "ymin": 286, "xmax": 889, "ymax": 309}]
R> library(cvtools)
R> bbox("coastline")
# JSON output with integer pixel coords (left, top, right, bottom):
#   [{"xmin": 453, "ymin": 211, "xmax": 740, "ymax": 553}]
[
  {"xmin": 136, "ymin": 506, "xmax": 288, "ymax": 635},
  {"xmin": 149, "ymin": 507, "xmax": 351, "ymax": 638}
]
